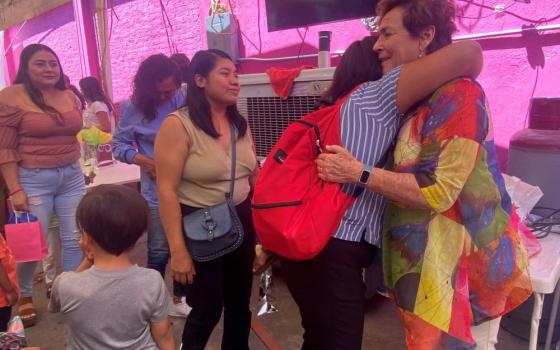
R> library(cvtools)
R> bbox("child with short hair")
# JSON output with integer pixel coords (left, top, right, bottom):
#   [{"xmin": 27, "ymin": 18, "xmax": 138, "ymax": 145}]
[{"xmin": 49, "ymin": 184, "xmax": 174, "ymax": 350}]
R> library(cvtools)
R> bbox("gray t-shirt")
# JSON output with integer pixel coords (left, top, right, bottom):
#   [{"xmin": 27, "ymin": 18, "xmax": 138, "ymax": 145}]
[{"xmin": 49, "ymin": 265, "xmax": 172, "ymax": 350}]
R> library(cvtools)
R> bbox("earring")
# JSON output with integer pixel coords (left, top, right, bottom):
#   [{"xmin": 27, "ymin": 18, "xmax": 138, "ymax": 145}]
[{"xmin": 418, "ymin": 42, "xmax": 426, "ymax": 58}]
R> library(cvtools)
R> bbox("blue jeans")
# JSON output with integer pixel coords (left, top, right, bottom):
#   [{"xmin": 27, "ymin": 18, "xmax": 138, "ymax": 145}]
[
  {"xmin": 17, "ymin": 162, "xmax": 85, "ymax": 297},
  {"xmin": 147, "ymin": 208, "xmax": 170, "ymax": 276},
  {"xmin": 147, "ymin": 208, "xmax": 182, "ymax": 296}
]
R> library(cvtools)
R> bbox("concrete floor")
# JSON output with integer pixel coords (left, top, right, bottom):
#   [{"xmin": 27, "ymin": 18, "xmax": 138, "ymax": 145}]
[{"xmin": 19, "ymin": 233, "xmax": 544, "ymax": 349}]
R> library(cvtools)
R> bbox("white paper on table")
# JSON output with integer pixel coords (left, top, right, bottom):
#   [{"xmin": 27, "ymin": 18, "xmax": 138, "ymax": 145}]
[{"xmin": 502, "ymin": 174, "xmax": 544, "ymax": 221}]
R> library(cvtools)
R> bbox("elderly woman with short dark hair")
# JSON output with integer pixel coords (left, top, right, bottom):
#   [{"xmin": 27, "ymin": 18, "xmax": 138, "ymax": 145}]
[
  {"xmin": 317, "ymin": 0, "xmax": 532, "ymax": 349},
  {"xmin": 255, "ymin": 9, "xmax": 490, "ymax": 350}
]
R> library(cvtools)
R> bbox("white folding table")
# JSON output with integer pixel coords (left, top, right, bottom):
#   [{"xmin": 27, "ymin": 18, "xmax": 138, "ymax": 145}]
[
  {"xmin": 85, "ymin": 161, "xmax": 141, "ymax": 188},
  {"xmin": 528, "ymin": 230, "xmax": 560, "ymax": 350}
]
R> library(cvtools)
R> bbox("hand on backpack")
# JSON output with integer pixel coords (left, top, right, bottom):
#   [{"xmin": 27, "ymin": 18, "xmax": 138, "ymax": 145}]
[{"xmin": 316, "ymin": 145, "xmax": 362, "ymax": 184}]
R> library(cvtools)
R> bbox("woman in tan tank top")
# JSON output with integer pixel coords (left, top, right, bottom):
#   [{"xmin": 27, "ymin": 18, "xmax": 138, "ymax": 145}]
[{"xmin": 155, "ymin": 49, "xmax": 258, "ymax": 349}]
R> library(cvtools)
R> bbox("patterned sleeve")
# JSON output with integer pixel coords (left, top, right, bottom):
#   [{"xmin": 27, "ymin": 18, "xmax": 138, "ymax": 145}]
[
  {"xmin": 414, "ymin": 78, "xmax": 489, "ymax": 213},
  {"xmin": 0, "ymin": 102, "xmax": 23, "ymax": 165}
]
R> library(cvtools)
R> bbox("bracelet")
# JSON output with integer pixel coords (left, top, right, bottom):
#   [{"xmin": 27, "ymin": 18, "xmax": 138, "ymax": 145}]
[{"xmin": 8, "ymin": 187, "xmax": 24, "ymax": 197}]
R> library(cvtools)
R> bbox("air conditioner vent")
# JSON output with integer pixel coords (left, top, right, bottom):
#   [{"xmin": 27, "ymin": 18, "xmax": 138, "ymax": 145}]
[
  {"xmin": 245, "ymin": 95, "xmax": 321, "ymax": 158},
  {"xmin": 237, "ymin": 67, "xmax": 335, "ymax": 158}
]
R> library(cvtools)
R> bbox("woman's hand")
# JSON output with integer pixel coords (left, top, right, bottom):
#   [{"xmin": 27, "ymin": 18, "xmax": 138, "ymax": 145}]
[
  {"xmin": 170, "ymin": 249, "xmax": 196, "ymax": 285},
  {"xmin": 316, "ymin": 145, "xmax": 363, "ymax": 184},
  {"xmin": 5, "ymin": 286, "xmax": 19, "ymax": 306},
  {"xmin": 253, "ymin": 245, "xmax": 275, "ymax": 274},
  {"xmin": 133, "ymin": 154, "xmax": 157, "ymax": 179},
  {"xmin": 9, "ymin": 190, "xmax": 29, "ymax": 212}
]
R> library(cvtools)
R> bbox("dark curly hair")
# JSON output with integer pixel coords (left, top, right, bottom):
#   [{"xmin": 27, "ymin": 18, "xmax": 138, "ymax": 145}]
[
  {"xmin": 320, "ymin": 36, "xmax": 382, "ymax": 106},
  {"xmin": 377, "ymin": 0, "xmax": 457, "ymax": 53},
  {"xmin": 131, "ymin": 54, "xmax": 180, "ymax": 121},
  {"xmin": 185, "ymin": 49, "xmax": 247, "ymax": 139},
  {"xmin": 13, "ymin": 44, "xmax": 66, "ymax": 119}
]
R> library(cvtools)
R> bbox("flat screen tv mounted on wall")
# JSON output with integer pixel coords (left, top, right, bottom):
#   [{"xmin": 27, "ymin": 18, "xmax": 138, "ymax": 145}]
[{"xmin": 265, "ymin": 0, "xmax": 379, "ymax": 32}]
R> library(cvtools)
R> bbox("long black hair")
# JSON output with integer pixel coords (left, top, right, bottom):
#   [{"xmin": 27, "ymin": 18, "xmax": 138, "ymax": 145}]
[
  {"xmin": 131, "ymin": 54, "xmax": 180, "ymax": 121},
  {"xmin": 320, "ymin": 36, "xmax": 382, "ymax": 106},
  {"xmin": 186, "ymin": 49, "xmax": 247, "ymax": 139},
  {"xmin": 13, "ymin": 44, "xmax": 66, "ymax": 118},
  {"xmin": 79, "ymin": 76, "xmax": 113, "ymax": 112}
]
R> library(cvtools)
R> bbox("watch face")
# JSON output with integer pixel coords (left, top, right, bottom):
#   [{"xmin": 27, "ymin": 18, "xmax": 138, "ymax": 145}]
[{"xmin": 359, "ymin": 169, "xmax": 370, "ymax": 184}]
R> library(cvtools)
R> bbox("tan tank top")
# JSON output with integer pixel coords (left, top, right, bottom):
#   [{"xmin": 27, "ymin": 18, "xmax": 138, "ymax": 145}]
[{"xmin": 172, "ymin": 108, "xmax": 257, "ymax": 208}]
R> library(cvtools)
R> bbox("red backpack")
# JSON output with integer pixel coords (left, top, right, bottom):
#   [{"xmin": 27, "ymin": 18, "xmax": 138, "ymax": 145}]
[{"xmin": 252, "ymin": 91, "xmax": 363, "ymax": 261}]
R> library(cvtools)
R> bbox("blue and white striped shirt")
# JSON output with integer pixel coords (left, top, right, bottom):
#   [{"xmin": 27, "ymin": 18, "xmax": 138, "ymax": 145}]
[{"xmin": 333, "ymin": 66, "xmax": 402, "ymax": 246}]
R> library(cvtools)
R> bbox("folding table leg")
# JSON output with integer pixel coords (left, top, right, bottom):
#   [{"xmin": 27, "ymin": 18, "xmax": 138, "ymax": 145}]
[
  {"xmin": 530, "ymin": 293, "xmax": 545, "ymax": 350},
  {"xmin": 545, "ymin": 283, "xmax": 560, "ymax": 350}
]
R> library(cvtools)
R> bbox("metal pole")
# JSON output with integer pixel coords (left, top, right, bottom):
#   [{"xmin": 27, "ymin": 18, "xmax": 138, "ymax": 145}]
[
  {"xmin": 96, "ymin": 0, "xmax": 113, "ymax": 100},
  {"xmin": 73, "ymin": 0, "xmax": 101, "ymax": 79}
]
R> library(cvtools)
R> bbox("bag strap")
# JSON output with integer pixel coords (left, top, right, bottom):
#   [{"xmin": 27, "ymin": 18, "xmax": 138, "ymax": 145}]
[
  {"xmin": 12, "ymin": 211, "xmax": 32, "ymax": 224},
  {"xmin": 226, "ymin": 124, "xmax": 238, "ymax": 201}
]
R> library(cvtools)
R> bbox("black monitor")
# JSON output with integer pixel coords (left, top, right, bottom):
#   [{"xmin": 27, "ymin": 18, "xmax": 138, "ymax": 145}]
[{"xmin": 265, "ymin": 0, "xmax": 379, "ymax": 32}]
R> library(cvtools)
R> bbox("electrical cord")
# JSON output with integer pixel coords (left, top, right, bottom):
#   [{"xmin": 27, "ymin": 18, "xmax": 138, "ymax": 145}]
[
  {"xmin": 296, "ymin": 27, "xmax": 309, "ymax": 62},
  {"xmin": 457, "ymin": 0, "xmax": 560, "ymax": 23},
  {"xmin": 228, "ymin": 0, "xmax": 263, "ymax": 54},
  {"xmin": 456, "ymin": 1, "xmax": 517, "ymax": 20},
  {"xmin": 523, "ymin": 66, "xmax": 540, "ymax": 128},
  {"xmin": 526, "ymin": 206, "xmax": 560, "ymax": 239},
  {"xmin": 159, "ymin": 0, "xmax": 175, "ymax": 54}
]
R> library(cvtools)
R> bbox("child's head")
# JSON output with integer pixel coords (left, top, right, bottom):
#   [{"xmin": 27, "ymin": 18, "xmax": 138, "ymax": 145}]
[{"xmin": 76, "ymin": 185, "xmax": 149, "ymax": 256}]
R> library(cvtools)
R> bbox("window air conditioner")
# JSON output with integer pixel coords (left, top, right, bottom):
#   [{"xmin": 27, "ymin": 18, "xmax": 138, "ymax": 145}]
[{"xmin": 238, "ymin": 68, "xmax": 335, "ymax": 158}]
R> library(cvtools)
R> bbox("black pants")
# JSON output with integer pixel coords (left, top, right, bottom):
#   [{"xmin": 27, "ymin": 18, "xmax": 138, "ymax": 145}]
[
  {"xmin": 0, "ymin": 306, "xmax": 11, "ymax": 332},
  {"xmin": 283, "ymin": 238, "xmax": 376, "ymax": 350},
  {"xmin": 180, "ymin": 198, "xmax": 256, "ymax": 350}
]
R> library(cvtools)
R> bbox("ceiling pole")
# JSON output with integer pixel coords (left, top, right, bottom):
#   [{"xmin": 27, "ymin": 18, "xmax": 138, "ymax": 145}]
[
  {"xmin": 95, "ymin": 0, "xmax": 113, "ymax": 100},
  {"xmin": 0, "ymin": 0, "xmax": 71, "ymax": 31},
  {"xmin": 1, "ymin": 29, "xmax": 18, "ymax": 85},
  {"xmin": 73, "ymin": 0, "xmax": 101, "ymax": 80}
]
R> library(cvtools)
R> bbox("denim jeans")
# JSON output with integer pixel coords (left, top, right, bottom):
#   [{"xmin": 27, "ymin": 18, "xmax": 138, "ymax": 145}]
[
  {"xmin": 42, "ymin": 223, "xmax": 60, "ymax": 285},
  {"xmin": 147, "ymin": 208, "xmax": 170, "ymax": 276},
  {"xmin": 147, "ymin": 208, "xmax": 182, "ymax": 296},
  {"xmin": 17, "ymin": 162, "xmax": 85, "ymax": 297}
]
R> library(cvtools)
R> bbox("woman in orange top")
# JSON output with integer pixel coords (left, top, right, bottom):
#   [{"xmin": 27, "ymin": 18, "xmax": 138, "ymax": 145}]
[{"xmin": 0, "ymin": 44, "xmax": 85, "ymax": 326}]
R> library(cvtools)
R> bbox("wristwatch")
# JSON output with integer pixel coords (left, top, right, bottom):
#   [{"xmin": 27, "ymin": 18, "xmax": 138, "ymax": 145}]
[{"xmin": 358, "ymin": 164, "xmax": 373, "ymax": 187}]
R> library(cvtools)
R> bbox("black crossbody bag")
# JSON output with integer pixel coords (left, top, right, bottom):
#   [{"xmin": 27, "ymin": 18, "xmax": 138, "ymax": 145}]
[{"xmin": 182, "ymin": 125, "xmax": 244, "ymax": 262}]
